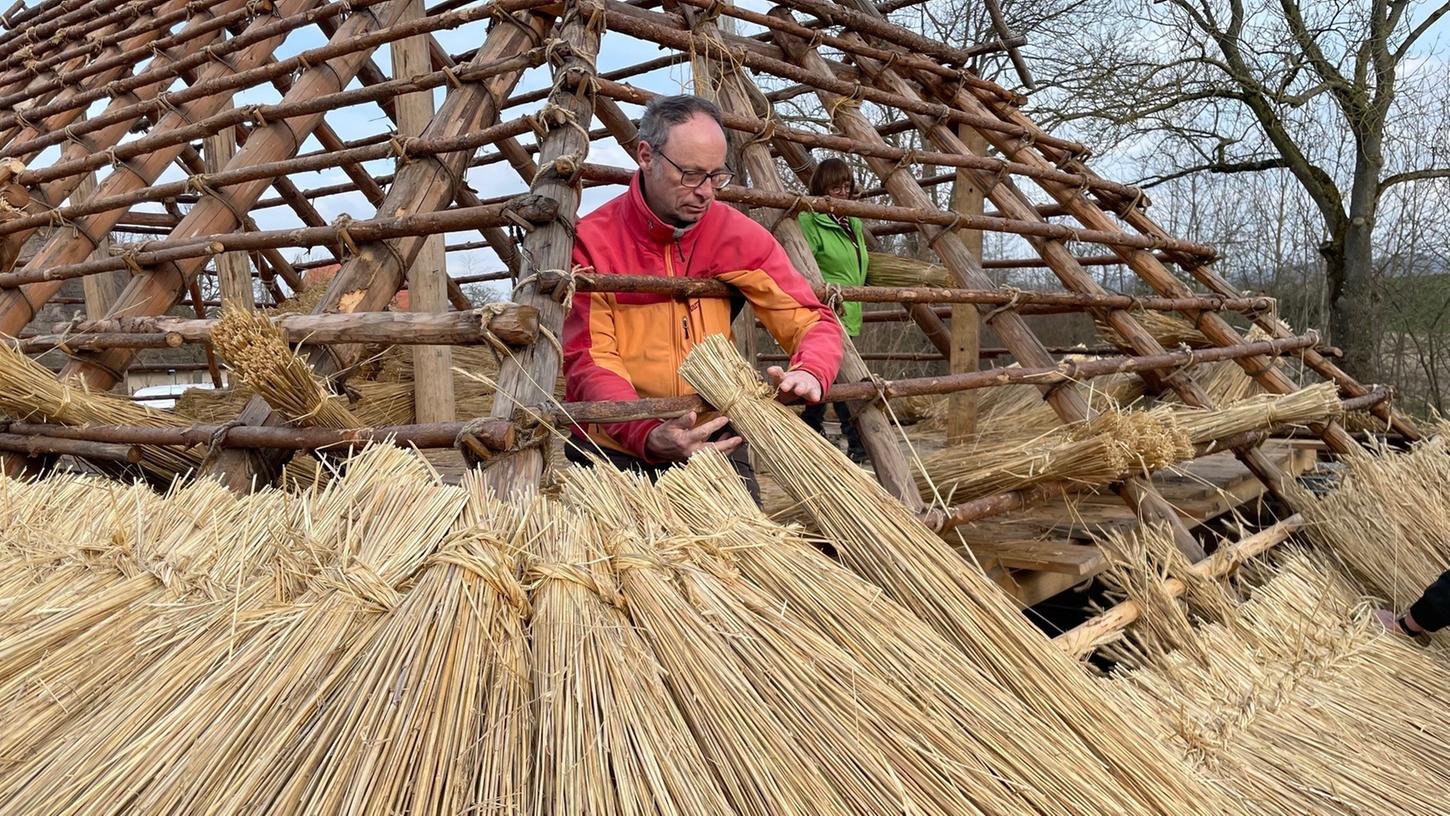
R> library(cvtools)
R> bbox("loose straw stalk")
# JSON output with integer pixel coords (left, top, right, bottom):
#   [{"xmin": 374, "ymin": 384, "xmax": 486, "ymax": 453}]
[{"xmin": 678, "ymin": 333, "xmax": 1243, "ymax": 816}]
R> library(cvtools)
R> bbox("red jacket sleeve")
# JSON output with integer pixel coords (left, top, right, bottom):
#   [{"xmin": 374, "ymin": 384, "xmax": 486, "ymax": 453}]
[
  {"xmin": 562, "ymin": 246, "xmax": 664, "ymax": 460},
  {"xmin": 716, "ymin": 220, "xmax": 843, "ymax": 392}
]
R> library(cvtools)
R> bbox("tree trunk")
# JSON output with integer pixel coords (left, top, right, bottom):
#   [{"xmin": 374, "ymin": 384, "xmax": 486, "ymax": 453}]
[{"xmin": 1329, "ymin": 142, "xmax": 1383, "ymax": 382}]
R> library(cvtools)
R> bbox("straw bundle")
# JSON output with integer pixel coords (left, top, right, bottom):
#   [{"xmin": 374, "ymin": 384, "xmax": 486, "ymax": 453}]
[
  {"xmin": 209, "ymin": 477, "xmax": 531, "ymax": 815},
  {"xmin": 526, "ymin": 494, "xmax": 736, "ymax": 815},
  {"xmin": 567, "ymin": 465, "xmax": 1041, "ymax": 816},
  {"xmin": 1300, "ymin": 434, "xmax": 1450, "ymax": 607},
  {"xmin": 677, "ymin": 333, "xmax": 1243, "ymax": 816},
  {"xmin": 865, "ymin": 250, "xmax": 950, "ymax": 287},
  {"xmin": 1167, "ymin": 382, "xmax": 1342, "ymax": 445},
  {"xmin": 914, "ymin": 372, "xmax": 1147, "ymax": 435},
  {"xmin": 1104, "ymin": 545, "xmax": 1450, "ymax": 815},
  {"xmin": 211, "ymin": 303, "xmax": 362, "ymax": 429},
  {"xmin": 659, "ymin": 448, "xmax": 1186, "ymax": 815},
  {"xmin": 1095, "ymin": 310, "xmax": 1210, "ymax": 349},
  {"xmin": 0, "ymin": 342, "xmax": 204, "ymax": 478},
  {"xmin": 0, "ymin": 446, "xmax": 455, "ymax": 812},
  {"xmin": 174, "ymin": 345, "xmax": 505, "ymax": 424},
  {"xmin": 914, "ymin": 429, "xmax": 1129, "ymax": 503},
  {"xmin": 913, "ymin": 408, "xmax": 1192, "ymax": 505}
]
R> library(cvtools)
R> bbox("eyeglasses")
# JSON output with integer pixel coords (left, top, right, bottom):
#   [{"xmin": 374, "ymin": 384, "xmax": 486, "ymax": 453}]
[{"xmin": 656, "ymin": 148, "xmax": 734, "ymax": 190}]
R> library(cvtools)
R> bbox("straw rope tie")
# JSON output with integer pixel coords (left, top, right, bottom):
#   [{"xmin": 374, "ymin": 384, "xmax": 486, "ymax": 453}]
[
  {"xmin": 983, "ymin": 286, "xmax": 1024, "ymax": 323},
  {"xmin": 527, "ymin": 560, "xmax": 625, "ymax": 608},
  {"xmin": 428, "ymin": 542, "xmax": 531, "ymax": 613},
  {"xmin": 822, "ymin": 283, "xmax": 845, "ymax": 317},
  {"xmin": 323, "ymin": 562, "xmax": 402, "ymax": 612},
  {"xmin": 331, "ymin": 213, "xmax": 360, "ymax": 258},
  {"xmin": 926, "ymin": 212, "xmax": 966, "ymax": 252},
  {"xmin": 202, "ymin": 418, "xmax": 245, "ymax": 463},
  {"xmin": 768, "ymin": 194, "xmax": 810, "ymax": 233},
  {"xmin": 440, "ymin": 64, "xmax": 463, "ymax": 89},
  {"xmin": 829, "ymin": 84, "xmax": 858, "ymax": 119},
  {"xmin": 388, "ymin": 135, "xmax": 418, "ymax": 165}
]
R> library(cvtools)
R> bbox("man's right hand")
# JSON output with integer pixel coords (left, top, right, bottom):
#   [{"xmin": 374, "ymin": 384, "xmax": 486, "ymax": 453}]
[{"xmin": 645, "ymin": 411, "xmax": 742, "ymax": 461}]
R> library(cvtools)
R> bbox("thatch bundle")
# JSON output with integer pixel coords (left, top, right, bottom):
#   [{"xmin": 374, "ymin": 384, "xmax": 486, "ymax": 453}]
[
  {"xmin": 912, "ymin": 371, "xmax": 1147, "ymax": 435},
  {"xmin": 913, "ymin": 408, "xmax": 1192, "ymax": 505},
  {"xmin": 1299, "ymin": 433, "xmax": 1450, "ymax": 608},
  {"xmin": 210, "ymin": 303, "xmax": 363, "ymax": 429},
  {"xmin": 174, "ymin": 345, "xmax": 506, "ymax": 425},
  {"xmin": 1098, "ymin": 535, "xmax": 1450, "ymax": 815},
  {"xmin": 0, "ymin": 342, "xmax": 205, "ymax": 478},
  {"xmin": 865, "ymin": 250, "xmax": 950, "ymax": 287},
  {"xmin": 677, "ymin": 333, "xmax": 1243, "ymax": 816},
  {"xmin": 1166, "ymin": 381, "xmax": 1342, "ymax": 445},
  {"xmin": 1094, "ymin": 310, "xmax": 1211, "ymax": 349}
]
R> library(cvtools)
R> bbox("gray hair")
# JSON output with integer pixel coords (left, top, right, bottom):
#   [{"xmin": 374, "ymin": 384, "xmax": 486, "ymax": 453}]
[{"xmin": 637, "ymin": 94, "xmax": 724, "ymax": 150}]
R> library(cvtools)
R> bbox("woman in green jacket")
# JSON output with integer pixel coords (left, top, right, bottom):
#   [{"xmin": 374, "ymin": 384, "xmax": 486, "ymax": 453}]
[{"xmin": 797, "ymin": 157, "xmax": 868, "ymax": 462}]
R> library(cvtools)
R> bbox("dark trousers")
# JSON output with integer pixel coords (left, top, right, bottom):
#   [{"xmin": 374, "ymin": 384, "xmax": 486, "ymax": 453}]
[
  {"xmin": 564, "ymin": 431, "xmax": 763, "ymax": 507},
  {"xmin": 801, "ymin": 401, "xmax": 862, "ymax": 453}
]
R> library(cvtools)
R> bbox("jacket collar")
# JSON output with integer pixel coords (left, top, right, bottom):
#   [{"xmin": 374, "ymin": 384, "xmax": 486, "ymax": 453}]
[
  {"xmin": 625, "ymin": 171, "xmax": 710, "ymax": 245},
  {"xmin": 805, "ymin": 209, "xmax": 852, "ymax": 234}
]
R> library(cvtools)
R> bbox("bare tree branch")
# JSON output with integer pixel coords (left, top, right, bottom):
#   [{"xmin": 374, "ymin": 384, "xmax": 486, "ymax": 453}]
[{"xmin": 1380, "ymin": 167, "xmax": 1450, "ymax": 193}]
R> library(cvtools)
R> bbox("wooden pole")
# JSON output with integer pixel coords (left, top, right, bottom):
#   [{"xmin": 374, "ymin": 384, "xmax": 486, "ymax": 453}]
[
  {"xmin": 204, "ymin": 105, "xmax": 254, "ymax": 309},
  {"xmin": 479, "ymin": 2, "xmax": 600, "ymax": 496},
  {"xmin": 392, "ymin": 0, "xmax": 454, "ymax": 424},
  {"xmin": 1054, "ymin": 515, "xmax": 1305, "ymax": 658},
  {"xmin": 946, "ymin": 124, "xmax": 984, "ymax": 445}
]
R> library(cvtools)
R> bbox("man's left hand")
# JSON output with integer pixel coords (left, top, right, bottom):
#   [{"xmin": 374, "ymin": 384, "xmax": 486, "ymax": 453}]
[{"xmin": 766, "ymin": 366, "xmax": 823, "ymax": 404}]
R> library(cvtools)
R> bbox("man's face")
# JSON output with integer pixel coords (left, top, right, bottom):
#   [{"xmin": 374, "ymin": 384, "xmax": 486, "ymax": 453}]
[{"xmin": 637, "ymin": 112, "xmax": 729, "ymax": 227}]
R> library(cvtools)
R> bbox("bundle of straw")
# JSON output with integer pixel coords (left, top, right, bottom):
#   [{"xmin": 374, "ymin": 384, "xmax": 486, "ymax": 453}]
[
  {"xmin": 914, "ymin": 429, "xmax": 1129, "ymax": 503},
  {"xmin": 0, "ymin": 342, "xmax": 204, "ymax": 478},
  {"xmin": 210, "ymin": 478, "xmax": 531, "ymax": 815},
  {"xmin": 1103, "ymin": 545, "xmax": 1450, "ymax": 815},
  {"xmin": 0, "ymin": 446, "xmax": 460, "ymax": 813},
  {"xmin": 660, "ymin": 449, "xmax": 1187, "ymax": 815},
  {"xmin": 1095, "ymin": 310, "xmax": 1210, "ymax": 349},
  {"xmin": 1167, "ymin": 382, "xmax": 1342, "ymax": 445},
  {"xmin": 914, "ymin": 372, "xmax": 1147, "ymax": 435},
  {"xmin": 1300, "ymin": 434, "xmax": 1450, "ymax": 608},
  {"xmin": 865, "ymin": 251, "xmax": 950, "ymax": 287},
  {"xmin": 567, "ymin": 466, "xmax": 1034, "ymax": 815},
  {"xmin": 211, "ymin": 303, "xmax": 362, "ymax": 429},
  {"xmin": 677, "ymin": 333, "xmax": 1243, "ymax": 816},
  {"xmin": 527, "ymin": 495, "xmax": 735, "ymax": 815},
  {"xmin": 913, "ymin": 408, "xmax": 1192, "ymax": 505}
]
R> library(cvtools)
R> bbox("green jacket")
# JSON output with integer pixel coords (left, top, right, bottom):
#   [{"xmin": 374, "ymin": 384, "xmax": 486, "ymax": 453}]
[{"xmin": 797, "ymin": 211, "xmax": 868, "ymax": 336}]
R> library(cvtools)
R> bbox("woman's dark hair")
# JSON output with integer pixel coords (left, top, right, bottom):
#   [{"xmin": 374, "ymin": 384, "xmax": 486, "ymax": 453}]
[{"xmin": 808, "ymin": 157, "xmax": 855, "ymax": 197}]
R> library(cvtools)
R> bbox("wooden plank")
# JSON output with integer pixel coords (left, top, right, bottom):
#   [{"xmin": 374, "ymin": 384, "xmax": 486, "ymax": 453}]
[{"xmin": 966, "ymin": 538, "xmax": 1103, "ymax": 576}]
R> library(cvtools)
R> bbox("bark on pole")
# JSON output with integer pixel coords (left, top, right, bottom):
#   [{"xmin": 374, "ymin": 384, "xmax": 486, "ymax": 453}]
[
  {"xmin": 682, "ymin": 6, "xmax": 923, "ymax": 508},
  {"xmin": 393, "ymin": 0, "xmax": 455, "ymax": 423},
  {"xmin": 480, "ymin": 3, "xmax": 602, "ymax": 497},
  {"xmin": 770, "ymin": 8, "xmax": 1205, "ymax": 558}
]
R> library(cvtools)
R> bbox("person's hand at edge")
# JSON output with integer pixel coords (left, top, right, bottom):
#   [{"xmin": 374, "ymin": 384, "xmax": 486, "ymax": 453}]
[{"xmin": 644, "ymin": 411, "xmax": 742, "ymax": 461}]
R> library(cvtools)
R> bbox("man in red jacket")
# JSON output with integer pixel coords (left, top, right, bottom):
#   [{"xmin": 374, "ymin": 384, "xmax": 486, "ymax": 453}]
[{"xmin": 562, "ymin": 94, "xmax": 843, "ymax": 496}]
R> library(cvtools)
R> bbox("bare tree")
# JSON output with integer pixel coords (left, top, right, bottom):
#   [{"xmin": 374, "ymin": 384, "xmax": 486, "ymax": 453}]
[{"xmin": 1022, "ymin": 0, "xmax": 1450, "ymax": 380}]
